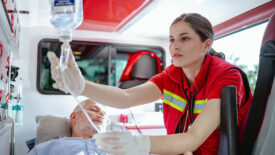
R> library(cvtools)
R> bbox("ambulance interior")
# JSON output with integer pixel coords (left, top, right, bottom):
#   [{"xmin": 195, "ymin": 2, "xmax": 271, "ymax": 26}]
[{"xmin": 0, "ymin": 0, "xmax": 275, "ymax": 154}]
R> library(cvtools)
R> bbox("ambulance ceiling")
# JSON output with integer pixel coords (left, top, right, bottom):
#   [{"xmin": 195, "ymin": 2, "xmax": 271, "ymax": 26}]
[
  {"xmin": 17, "ymin": 0, "xmax": 271, "ymax": 39},
  {"xmin": 78, "ymin": 0, "xmax": 152, "ymax": 32}
]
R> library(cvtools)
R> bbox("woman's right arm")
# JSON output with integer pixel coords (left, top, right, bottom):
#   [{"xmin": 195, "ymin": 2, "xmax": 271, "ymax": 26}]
[
  {"xmin": 82, "ymin": 80, "xmax": 162, "ymax": 109},
  {"xmin": 47, "ymin": 51, "xmax": 162, "ymax": 109}
]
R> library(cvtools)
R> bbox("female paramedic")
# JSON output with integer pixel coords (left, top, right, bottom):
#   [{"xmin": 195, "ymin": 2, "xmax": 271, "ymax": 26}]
[{"xmin": 47, "ymin": 13, "xmax": 252, "ymax": 155}]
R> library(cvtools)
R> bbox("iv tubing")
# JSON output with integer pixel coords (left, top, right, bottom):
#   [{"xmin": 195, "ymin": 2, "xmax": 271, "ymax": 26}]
[{"xmin": 60, "ymin": 41, "xmax": 101, "ymax": 134}]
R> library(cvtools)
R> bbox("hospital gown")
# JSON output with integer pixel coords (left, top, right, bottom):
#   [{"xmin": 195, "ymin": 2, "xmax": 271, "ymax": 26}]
[{"xmin": 27, "ymin": 137, "xmax": 106, "ymax": 155}]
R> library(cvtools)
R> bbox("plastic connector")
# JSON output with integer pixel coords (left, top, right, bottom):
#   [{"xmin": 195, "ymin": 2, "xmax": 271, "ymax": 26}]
[{"xmin": 120, "ymin": 113, "xmax": 128, "ymax": 123}]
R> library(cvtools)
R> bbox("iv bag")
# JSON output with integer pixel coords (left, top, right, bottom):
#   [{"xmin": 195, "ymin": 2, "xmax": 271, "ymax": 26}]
[{"xmin": 50, "ymin": 0, "xmax": 83, "ymax": 42}]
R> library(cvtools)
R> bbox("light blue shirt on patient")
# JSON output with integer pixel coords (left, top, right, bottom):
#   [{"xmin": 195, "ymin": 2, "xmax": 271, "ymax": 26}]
[{"xmin": 27, "ymin": 136, "xmax": 106, "ymax": 155}]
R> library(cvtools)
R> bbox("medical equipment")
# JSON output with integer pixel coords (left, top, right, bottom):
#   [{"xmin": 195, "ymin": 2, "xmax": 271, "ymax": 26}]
[
  {"xmin": 50, "ymin": 0, "xmax": 83, "ymax": 42},
  {"xmin": 60, "ymin": 35, "xmax": 101, "ymax": 134},
  {"xmin": 59, "ymin": 36, "xmax": 101, "ymax": 133},
  {"xmin": 50, "ymin": 0, "xmax": 101, "ymax": 134},
  {"xmin": 11, "ymin": 78, "xmax": 23, "ymax": 126},
  {"xmin": 50, "ymin": 0, "xmax": 84, "ymax": 92},
  {"xmin": 59, "ymin": 28, "xmax": 101, "ymax": 134}
]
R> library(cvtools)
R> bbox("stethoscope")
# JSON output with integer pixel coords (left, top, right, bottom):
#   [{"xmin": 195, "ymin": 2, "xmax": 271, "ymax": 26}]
[{"xmin": 177, "ymin": 87, "xmax": 197, "ymax": 133}]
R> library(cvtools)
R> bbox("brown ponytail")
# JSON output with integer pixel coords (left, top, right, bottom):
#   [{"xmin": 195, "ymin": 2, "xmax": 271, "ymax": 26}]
[{"xmin": 208, "ymin": 48, "xmax": 225, "ymax": 60}]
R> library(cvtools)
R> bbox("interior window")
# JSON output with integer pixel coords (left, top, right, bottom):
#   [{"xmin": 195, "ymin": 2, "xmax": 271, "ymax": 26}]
[
  {"xmin": 110, "ymin": 59, "xmax": 128, "ymax": 87},
  {"xmin": 76, "ymin": 46, "xmax": 110, "ymax": 85},
  {"xmin": 212, "ymin": 21, "xmax": 268, "ymax": 93},
  {"xmin": 37, "ymin": 39, "xmax": 165, "ymax": 94}
]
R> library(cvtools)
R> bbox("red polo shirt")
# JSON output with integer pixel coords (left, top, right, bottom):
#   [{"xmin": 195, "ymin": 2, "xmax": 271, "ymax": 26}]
[{"xmin": 149, "ymin": 54, "xmax": 252, "ymax": 154}]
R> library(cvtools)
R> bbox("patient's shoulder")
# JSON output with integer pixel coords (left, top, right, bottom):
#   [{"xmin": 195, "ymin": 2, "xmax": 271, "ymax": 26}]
[
  {"xmin": 29, "ymin": 137, "xmax": 105, "ymax": 155},
  {"xmin": 29, "ymin": 138, "xmax": 66, "ymax": 155},
  {"xmin": 35, "ymin": 138, "xmax": 63, "ymax": 149}
]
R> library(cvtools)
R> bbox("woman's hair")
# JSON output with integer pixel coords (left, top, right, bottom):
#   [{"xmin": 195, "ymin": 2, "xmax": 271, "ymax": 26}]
[
  {"xmin": 171, "ymin": 13, "xmax": 225, "ymax": 59},
  {"xmin": 208, "ymin": 48, "xmax": 225, "ymax": 60}
]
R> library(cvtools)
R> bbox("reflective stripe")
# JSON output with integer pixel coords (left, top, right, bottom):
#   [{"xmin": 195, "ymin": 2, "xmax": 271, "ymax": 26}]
[
  {"xmin": 194, "ymin": 99, "xmax": 208, "ymax": 104},
  {"xmin": 163, "ymin": 89, "xmax": 187, "ymax": 112},
  {"xmin": 163, "ymin": 89, "xmax": 208, "ymax": 114},
  {"xmin": 194, "ymin": 99, "xmax": 208, "ymax": 114}
]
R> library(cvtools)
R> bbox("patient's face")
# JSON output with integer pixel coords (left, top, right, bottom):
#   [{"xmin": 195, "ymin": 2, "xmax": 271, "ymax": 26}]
[{"xmin": 73, "ymin": 101, "xmax": 107, "ymax": 135}]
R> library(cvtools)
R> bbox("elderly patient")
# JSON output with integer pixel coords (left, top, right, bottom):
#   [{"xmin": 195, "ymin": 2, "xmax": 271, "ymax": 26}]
[{"xmin": 28, "ymin": 100, "xmax": 107, "ymax": 155}]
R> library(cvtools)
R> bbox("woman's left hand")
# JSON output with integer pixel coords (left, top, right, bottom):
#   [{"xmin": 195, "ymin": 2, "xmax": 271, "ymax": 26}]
[{"xmin": 93, "ymin": 131, "xmax": 150, "ymax": 155}]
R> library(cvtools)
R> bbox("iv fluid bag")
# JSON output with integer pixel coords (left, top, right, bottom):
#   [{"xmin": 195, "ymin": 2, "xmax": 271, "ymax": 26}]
[{"xmin": 50, "ymin": 0, "xmax": 83, "ymax": 41}]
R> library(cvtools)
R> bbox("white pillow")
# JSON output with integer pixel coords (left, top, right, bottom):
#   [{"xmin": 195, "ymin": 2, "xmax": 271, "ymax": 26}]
[{"xmin": 36, "ymin": 115, "xmax": 71, "ymax": 144}]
